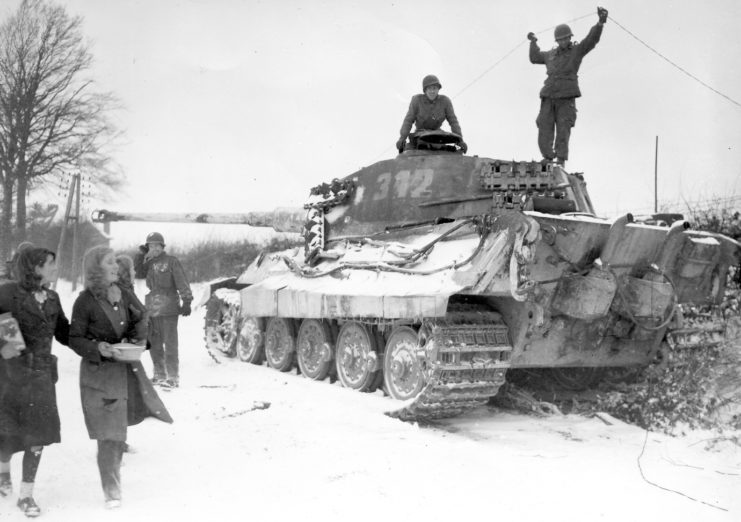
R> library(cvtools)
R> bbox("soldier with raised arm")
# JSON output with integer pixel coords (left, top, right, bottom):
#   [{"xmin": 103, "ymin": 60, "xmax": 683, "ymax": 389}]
[{"xmin": 528, "ymin": 6, "xmax": 608, "ymax": 165}]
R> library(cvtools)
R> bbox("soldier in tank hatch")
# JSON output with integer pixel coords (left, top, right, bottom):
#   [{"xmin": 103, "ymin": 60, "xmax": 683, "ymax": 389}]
[
  {"xmin": 396, "ymin": 74, "xmax": 467, "ymax": 154},
  {"xmin": 528, "ymin": 6, "xmax": 608, "ymax": 166}
]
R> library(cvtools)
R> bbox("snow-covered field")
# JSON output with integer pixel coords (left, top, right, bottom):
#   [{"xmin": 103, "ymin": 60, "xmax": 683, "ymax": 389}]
[{"xmin": 1, "ymin": 282, "xmax": 739, "ymax": 521}]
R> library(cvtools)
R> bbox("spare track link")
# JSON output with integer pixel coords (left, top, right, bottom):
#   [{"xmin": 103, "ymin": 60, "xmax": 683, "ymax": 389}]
[
  {"xmin": 387, "ymin": 310, "xmax": 512, "ymax": 421},
  {"xmin": 666, "ymin": 308, "xmax": 727, "ymax": 349},
  {"xmin": 666, "ymin": 325, "xmax": 726, "ymax": 349}
]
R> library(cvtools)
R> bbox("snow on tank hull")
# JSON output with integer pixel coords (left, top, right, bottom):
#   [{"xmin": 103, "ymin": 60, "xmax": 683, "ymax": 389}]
[
  {"xmin": 219, "ymin": 134, "xmax": 739, "ymax": 420},
  {"xmin": 94, "ymin": 131, "xmax": 740, "ymax": 420}
]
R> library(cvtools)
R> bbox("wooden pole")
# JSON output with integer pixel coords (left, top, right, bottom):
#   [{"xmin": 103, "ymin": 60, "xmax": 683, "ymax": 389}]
[
  {"xmin": 71, "ymin": 173, "xmax": 81, "ymax": 291},
  {"xmin": 53, "ymin": 174, "xmax": 76, "ymax": 290},
  {"xmin": 654, "ymin": 136, "xmax": 659, "ymax": 213}
]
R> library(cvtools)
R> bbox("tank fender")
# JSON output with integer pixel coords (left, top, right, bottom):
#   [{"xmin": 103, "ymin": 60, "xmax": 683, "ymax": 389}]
[
  {"xmin": 652, "ymin": 220, "xmax": 690, "ymax": 272},
  {"xmin": 193, "ymin": 277, "xmax": 245, "ymax": 309},
  {"xmin": 597, "ymin": 213, "xmax": 634, "ymax": 266},
  {"xmin": 455, "ymin": 212, "xmax": 540, "ymax": 297}
]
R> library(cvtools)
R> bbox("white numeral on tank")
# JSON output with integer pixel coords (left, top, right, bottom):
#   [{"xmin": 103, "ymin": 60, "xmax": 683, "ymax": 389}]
[
  {"xmin": 394, "ymin": 170, "xmax": 411, "ymax": 198},
  {"xmin": 374, "ymin": 172, "xmax": 391, "ymax": 200},
  {"xmin": 373, "ymin": 169, "xmax": 434, "ymax": 200},
  {"xmin": 410, "ymin": 169, "xmax": 433, "ymax": 198}
]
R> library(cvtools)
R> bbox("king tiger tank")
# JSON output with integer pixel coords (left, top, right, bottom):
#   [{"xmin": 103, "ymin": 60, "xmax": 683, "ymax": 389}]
[{"xmin": 93, "ymin": 131, "xmax": 740, "ymax": 420}]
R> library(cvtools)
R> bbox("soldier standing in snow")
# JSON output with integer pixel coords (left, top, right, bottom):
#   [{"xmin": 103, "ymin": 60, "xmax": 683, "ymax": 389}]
[
  {"xmin": 528, "ymin": 6, "xmax": 608, "ymax": 165},
  {"xmin": 135, "ymin": 232, "xmax": 192, "ymax": 389},
  {"xmin": 69, "ymin": 246, "xmax": 172, "ymax": 509},
  {"xmin": 396, "ymin": 74, "xmax": 467, "ymax": 153},
  {"xmin": 0, "ymin": 247, "xmax": 70, "ymax": 517}
]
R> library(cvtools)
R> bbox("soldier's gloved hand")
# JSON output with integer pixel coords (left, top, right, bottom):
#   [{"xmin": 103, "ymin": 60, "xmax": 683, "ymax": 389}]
[
  {"xmin": 460, "ymin": 141, "xmax": 468, "ymax": 154},
  {"xmin": 138, "ymin": 244, "xmax": 149, "ymax": 254},
  {"xmin": 597, "ymin": 6, "xmax": 608, "ymax": 24},
  {"xmin": 527, "ymin": 32, "xmax": 537, "ymax": 42},
  {"xmin": 179, "ymin": 302, "xmax": 192, "ymax": 317},
  {"xmin": 396, "ymin": 137, "xmax": 406, "ymax": 153}
]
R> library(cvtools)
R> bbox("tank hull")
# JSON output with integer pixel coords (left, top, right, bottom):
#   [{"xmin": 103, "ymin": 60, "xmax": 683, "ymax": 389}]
[
  {"xmin": 217, "ymin": 152, "xmax": 737, "ymax": 419},
  {"xmin": 94, "ymin": 136, "xmax": 740, "ymax": 420}
]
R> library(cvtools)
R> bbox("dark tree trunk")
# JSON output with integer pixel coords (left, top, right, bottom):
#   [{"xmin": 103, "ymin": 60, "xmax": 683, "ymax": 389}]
[
  {"xmin": 1, "ymin": 178, "xmax": 15, "ymax": 269},
  {"xmin": 15, "ymin": 174, "xmax": 27, "ymax": 241}
]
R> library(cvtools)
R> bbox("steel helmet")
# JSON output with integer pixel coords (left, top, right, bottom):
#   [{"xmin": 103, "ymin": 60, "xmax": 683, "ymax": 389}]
[
  {"xmin": 422, "ymin": 74, "xmax": 442, "ymax": 92},
  {"xmin": 554, "ymin": 24, "xmax": 573, "ymax": 40},
  {"xmin": 145, "ymin": 231, "xmax": 165, "ymax": 246}
]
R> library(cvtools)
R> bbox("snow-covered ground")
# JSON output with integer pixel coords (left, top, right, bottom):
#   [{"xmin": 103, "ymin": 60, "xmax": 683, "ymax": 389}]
[{"xmin": 1, "ymin": 282, "xmax": 739, "ymax": 521}]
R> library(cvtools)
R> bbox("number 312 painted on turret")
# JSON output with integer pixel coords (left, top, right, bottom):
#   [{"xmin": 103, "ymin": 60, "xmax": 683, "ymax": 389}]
[{"xmin": 372, "ymin": 169, "xmax": 434, "ymax": 200}]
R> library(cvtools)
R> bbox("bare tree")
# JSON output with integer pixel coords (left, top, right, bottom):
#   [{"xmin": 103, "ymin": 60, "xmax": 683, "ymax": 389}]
[{"xmin": 0, "ymin": 0, "xmax": 122, "ymax": 263}]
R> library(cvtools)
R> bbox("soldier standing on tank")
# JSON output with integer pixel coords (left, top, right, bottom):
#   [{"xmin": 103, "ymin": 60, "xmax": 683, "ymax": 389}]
[
  {"xmin": 528, "ymin": 6, "xmax": 608, "ymax": 165},
  {"xmin": 396, "ymin": 74, "xmax": 467, "ymax": 154},
  {"xmin": 135, "ymin": 232, "xmax": 192, "ymax": 389}
]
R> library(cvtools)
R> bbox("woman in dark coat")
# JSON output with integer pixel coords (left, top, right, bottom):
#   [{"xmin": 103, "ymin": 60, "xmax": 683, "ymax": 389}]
[
  {"xmin": 115, "ymin": 254, "xmax": 148, "ymax": 455},
  {"xmin": 115, "ymin": 254, "xmax": 147, "ymax": 319},
  {"xmin": 0, "ymin": 247, "xmax": 70, "ymax": 517},
  {"xmin": 69, "ymin": 246, "xmax": 172, "ymax": 509}
]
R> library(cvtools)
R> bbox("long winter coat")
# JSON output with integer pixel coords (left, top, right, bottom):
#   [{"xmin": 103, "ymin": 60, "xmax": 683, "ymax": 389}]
[
  {"xmin": 69, "ymin": 288, "xmax": 172, "ymax": 441},
  {"xmin": 0, "ymin": 282, "xmax": 70, "ymax": 452}
]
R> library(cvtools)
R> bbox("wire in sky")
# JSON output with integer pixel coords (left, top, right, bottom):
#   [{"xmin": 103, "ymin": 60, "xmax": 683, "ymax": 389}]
[
  {"xmin": 451, "ymin": 12, "xmax": 594, "ymax": 100},
  {"xmin": 368, "ymin": 11, "xmax": 740, "ymax": 164},
  {"xmin": 610, "ymin": 16, "xmax": 741, "ymax": 109}
]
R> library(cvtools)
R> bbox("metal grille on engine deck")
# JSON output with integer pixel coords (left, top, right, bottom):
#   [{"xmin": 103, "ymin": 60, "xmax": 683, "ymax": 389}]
[{"xmin": 480, "ymin": 160, "xmax": 557, "ymax": 193}]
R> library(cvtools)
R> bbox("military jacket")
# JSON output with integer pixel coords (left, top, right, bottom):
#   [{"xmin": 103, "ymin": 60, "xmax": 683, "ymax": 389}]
[
  {"xmin": 399, "ymin": 94, "xmax": 462, "ymax": 140},
  {"xmin": 529, "ymin": 23, "xmax": 603, "ymax": 99},
  {"xmin": 144, "ymin": 253, "xmax": 192, "ymax": 317}
]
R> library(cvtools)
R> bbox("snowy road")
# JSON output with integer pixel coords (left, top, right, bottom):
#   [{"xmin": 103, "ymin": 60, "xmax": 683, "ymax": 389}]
[{"xmin": 0, "ymin": 284, "xmax": 738, "ymax": 521}]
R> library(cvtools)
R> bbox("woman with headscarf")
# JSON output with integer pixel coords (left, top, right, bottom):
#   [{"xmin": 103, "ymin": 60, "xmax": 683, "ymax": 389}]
[
  {"xmin": 0, "ymin": 247, "xmax": 69, "ymax": 517},
  {"xmin": 114, "ymin": 254, "xmax": 147, "ymax": 325},
  {"xmin": 114, "ymin": 253, "xmax": 148, "ymax": 455},
  {"xmin": 69, "ymin": 246, "xmax": 172, "ymax": 509}
]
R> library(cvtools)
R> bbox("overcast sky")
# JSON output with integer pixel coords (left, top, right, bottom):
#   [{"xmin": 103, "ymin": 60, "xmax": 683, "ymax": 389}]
[{"xmin": 6, "ymin": 0, "xmax": 741, "ymax": 226}]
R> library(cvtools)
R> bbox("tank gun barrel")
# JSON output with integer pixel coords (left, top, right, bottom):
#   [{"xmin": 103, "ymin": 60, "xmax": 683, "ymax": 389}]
[{"xmin": 91, "ymin": 208, "xmax": 305, "ymax": 233}]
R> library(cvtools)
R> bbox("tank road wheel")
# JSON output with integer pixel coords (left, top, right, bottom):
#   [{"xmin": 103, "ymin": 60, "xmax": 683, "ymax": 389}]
[
  {"xmin": 204, "ymin": 292, "xmax": 240, "ymax": 359},
  {"xmin": 297, "ymin": 319, "xmax": 334, "ymax": 381},
  {"xmin": 383, "ymin": 326, "xmax": 425, "ymax": 401},
  {"xmin": 336, "ymin": 322, "xmax": 379, "ymax": 392},
  {"xmin": 265, "ymin": 317, "xmax": 296, "ymax": 372},
  {"xmin": 236, "ymin": 317, "xmax": 265, "ymax": 364}
]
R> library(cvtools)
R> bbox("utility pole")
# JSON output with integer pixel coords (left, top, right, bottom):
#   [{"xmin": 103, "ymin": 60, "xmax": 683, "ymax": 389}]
[
  {"xmin": 71, "ymin": 173, "xmax": 82, "ymax": 290},
  {"xmin": 654, "ymin": 136, "xmax": 659, "ymax": 213},
  {"xmin": 54, "ymin": 172, "xmax": 82, "ymax": 290}
]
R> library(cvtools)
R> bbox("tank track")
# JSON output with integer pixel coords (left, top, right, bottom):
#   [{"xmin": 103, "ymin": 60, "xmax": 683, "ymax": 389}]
[
  {"xmin": 666, "ymin": 307, "xmax": 726, "ymax": 350},
  {"xmin": 203, "ymin": 289, "xmax": 242, "ymax": 362},
  {"xmin": 666, "ymin": 325, "xmax": 725, "ymax": 349},
  {"xmin": 386, "ymin": 309, "xmax": 512, "ymax": 421}
]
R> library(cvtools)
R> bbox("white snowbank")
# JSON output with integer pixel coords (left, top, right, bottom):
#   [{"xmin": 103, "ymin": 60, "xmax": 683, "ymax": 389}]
[{"xmin": 0, "ymin": 281, "xmax": 738, "ymax": 521}]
